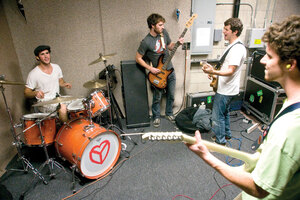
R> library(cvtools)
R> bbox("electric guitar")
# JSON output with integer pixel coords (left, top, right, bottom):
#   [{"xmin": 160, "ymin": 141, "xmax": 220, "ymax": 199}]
[
  {"xmin": 210, "ymin": 74, "xmax": 218, "ymax": 92},
  {"xmin": 142, "ymin": 132, "xmax": 260, "ymax": 172},
  {"xmin": 201, "ymin": 61, "xmax": 218, "ymax": 92},
  {"xmin": 148, "ymin": 14, "xmax": 198, "ymax": 89}
]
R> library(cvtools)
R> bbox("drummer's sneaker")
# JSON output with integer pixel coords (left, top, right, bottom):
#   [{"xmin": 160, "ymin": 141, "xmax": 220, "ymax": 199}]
[{"xmin": 153, "ymin": 118, "xmax": 161, "ymax": 128}]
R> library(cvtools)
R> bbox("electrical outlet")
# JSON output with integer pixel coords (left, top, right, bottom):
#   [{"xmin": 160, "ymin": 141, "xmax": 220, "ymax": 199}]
[{"xmin": 182, "ymin": 42, "xmax": 190, "ymax": 50}]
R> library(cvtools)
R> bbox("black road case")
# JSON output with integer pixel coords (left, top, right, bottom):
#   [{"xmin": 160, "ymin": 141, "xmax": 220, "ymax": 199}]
[{"xmin": 243, "ymin": 77, "xmax": 286, "ymax": 124}]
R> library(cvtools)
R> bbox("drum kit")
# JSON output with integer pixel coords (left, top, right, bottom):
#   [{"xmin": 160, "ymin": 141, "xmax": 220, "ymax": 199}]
[{"xmin": 0, "ymin": 53, "xmax": 133, "ymax": 195}]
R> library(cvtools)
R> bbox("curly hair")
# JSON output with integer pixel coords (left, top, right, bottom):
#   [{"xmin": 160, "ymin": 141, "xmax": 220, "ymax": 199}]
[
  {"xmin": 262, "ymin": 15, "xmax": 300, "ymax": 69},
  {"xmin": 147, "ymin": 13, "xmax": 165, "ymax": 29},
  {"xmin": 224, "ymin": 18, "xmax": 243, "ymax": 36}
]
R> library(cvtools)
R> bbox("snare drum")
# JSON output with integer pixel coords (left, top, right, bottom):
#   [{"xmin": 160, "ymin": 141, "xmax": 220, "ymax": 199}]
[
  {"xmin": 55, "ymin": 118, "xmax": 121, "ymax": 179},
  {"xmin": 67, "ymin": 98, "xmax": 88, "ymax": 119},
  {"xmin": 22, "ymin": 113, "xmax": 57, "ymax": 146},
  {"xmin": 86, "ymin": 90, "xmax": 110, "ymax": 117}
]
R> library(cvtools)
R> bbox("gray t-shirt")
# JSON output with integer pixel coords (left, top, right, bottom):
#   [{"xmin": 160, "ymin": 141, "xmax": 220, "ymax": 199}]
[{"xmin": 137, "ymin": 29, "xmax": 174, "ymax": 70}]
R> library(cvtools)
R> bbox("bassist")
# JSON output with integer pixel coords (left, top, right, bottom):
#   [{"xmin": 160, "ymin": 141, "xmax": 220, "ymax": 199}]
[{"xmin": 136, "ymin": 13, "xmax": 184, "ymax": 128}]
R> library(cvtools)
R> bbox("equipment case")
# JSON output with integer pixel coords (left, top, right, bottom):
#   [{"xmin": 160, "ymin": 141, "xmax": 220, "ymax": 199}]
[
  {"xmin": 243, "ymin": 77, "xmax": 286, "ymax": 124},
  {"xmin": 186, "ymin": 91, "xmax": 244, "ymax": 111}
]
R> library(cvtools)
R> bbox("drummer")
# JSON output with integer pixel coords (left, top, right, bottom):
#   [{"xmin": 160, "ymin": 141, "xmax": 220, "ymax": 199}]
[{"xmin": 24, "ymin": 45, "xmax": 72, "ymax": 122}]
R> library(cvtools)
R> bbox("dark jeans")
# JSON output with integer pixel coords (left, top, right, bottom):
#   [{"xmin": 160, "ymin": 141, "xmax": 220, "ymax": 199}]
[
  {"xmin": 211, "ymin": 93, "xmax": 235, "ymax": 144},
  {"xmin": 152, "ymin": 71, "xmax": 176, "ymax": 119}
]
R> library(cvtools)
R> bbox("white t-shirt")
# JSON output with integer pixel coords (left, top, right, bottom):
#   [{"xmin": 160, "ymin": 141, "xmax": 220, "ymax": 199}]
[
  {"xmin": 26, "ymin": 63, "xmax": 63, "ymax": 112},
  {"xmin": 217, "ymin": 39, "xmax": 246, "ymax": 96}
]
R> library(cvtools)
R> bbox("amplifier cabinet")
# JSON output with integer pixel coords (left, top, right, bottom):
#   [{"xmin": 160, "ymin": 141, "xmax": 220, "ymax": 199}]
[
  {"xmin": 243, "ymin": 77, "xmax": 286, "ymax": 124},
  {"xmin": 121, "ymin": 60, "xmax": 150, "ymax": 128}
]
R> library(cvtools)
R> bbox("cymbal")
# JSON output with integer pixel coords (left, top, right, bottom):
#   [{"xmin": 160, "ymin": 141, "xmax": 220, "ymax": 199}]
[
  {"xmin": 0, "ymin": 80, "xmax": 25, "ymax": 85},
  {"xmin": 88, "ymin": 53, "xmax": 117, "ymax": 66},
  {"xmin": 33, "ymin": 96, "xmax": 79, "ymax": 107},
  {"xmin": 83, "ymin": 80, "xmax": 107, "ymax": 89}
]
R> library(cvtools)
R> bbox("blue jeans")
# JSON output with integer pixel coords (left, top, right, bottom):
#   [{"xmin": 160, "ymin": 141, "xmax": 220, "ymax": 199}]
[
  {"xmin": 211, "ymin": 93, "xmax": 234, "ymax": 144},
  {"xmin": 152, "ymin": 71, "xmax": 176, "ymax": 119}
]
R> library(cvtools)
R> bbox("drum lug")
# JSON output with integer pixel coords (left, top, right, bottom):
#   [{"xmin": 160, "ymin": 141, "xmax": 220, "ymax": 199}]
[
  {"xmin": 84, "ymin": 125, "xmax": 94, "ymax": 132},
  {"xmin": 90, "ymin": 100, "xmax": 95, "ymax": 108}
]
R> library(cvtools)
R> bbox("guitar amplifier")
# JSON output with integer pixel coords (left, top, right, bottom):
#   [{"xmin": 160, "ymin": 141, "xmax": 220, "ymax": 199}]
[
  {"xmin": 243, "ymin": 77, "xmax": 286, "ymax": 124},
  {"xmin": 121, "ymin": 60, "xmax": 150, "ymax": 128}
]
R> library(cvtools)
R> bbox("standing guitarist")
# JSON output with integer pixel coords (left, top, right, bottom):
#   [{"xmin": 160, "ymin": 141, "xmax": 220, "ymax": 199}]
[
  {"xmin": 202, "ymin": 18, "xmax": 246, "ymax": 145},
  {"xmin": 136, "ymin": 13, "xmax": 184, "ymax": 128}
]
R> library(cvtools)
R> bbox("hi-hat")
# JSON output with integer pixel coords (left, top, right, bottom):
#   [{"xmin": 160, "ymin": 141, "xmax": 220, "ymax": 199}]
[
  {"xmin": 0, "ymin": 80, "xmax": 25, "ymax": 85},
  {"xmin": 33, "ymin": 96, "xmax": 79, "ymax": 107},
  {"xmin": 88, "ymin": 53, "xmax": 117, "ymax": 66},
  {"xmin": 83, "ymin": 80, "xmax": 106, "ymax": 89}
]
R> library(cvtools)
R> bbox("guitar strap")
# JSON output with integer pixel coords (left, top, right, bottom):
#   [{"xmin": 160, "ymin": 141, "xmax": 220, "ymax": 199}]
[
  {"xmin": 215, "ymin": 41, "xmax": 242, "ymax": 70},
  {"xmin": 160, "ymin": 33, "xmax": 166, "ymax": 50},
  {"xmin": 251, "ymin": 102, "xmax": 300, "ymax": 150}
]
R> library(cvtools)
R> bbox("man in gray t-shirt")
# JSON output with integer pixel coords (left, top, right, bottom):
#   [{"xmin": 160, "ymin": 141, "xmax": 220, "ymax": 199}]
[{"xmin": 136, "ymin": 13, "xmax": 183, "ymax": 128}]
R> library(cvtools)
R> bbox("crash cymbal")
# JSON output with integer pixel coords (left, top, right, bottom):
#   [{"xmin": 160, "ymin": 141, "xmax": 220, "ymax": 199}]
[
  {"xmin": 0, "ymin": 80, "xmax": 25, "ymax": 85},
  {"xmin": 88, "ymin": 53, "xmax": 117, "ymax": 66},
  {"xmin": 33, "ymin": 96, "xmax": 80, "ymax": 107},
  {"xmin": 83, "ymin": 80, "xmax": 107, "ymax": 89}
]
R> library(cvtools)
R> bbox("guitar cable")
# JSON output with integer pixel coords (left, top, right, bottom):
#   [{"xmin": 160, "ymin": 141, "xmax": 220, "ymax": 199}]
[{"xmin": 174, "ymin": 43, "xmax": 188, "ymax": 116}]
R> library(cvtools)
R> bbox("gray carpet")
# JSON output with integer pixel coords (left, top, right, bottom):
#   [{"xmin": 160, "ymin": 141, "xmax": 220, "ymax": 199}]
[{"xmin": 0, "ymin": 111, "xmax": 261, "ymax": 200}]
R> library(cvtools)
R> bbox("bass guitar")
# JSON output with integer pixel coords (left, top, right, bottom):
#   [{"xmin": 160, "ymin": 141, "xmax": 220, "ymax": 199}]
[
  {"xmin": 142, "ymin": 132, "xmax": 260, "ymax": 172},
  {"xmin": 148, "ymin": 14, "xmax": 197, "ymax": 89}
]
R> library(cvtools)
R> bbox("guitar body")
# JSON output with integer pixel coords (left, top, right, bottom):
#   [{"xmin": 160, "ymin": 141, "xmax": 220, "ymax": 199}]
[
  {"xmin": 146, "ymin": 14, "xmax": 197, "ymax": 89},
  {"xmin": 148, "ymin": 55, "xmax": 173, "ymax": 89},
  {"xmin": 210, "ymin": 75, "xmax": 218, "ymax": 92}
]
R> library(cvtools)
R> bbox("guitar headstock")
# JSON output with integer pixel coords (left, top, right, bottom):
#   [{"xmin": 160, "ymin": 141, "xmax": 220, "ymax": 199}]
[
  {"xmin": 185, "ymin": 14, "xmax": 198, "ymax": 28},
  {"xmin": 142, "ymin": 132, "xmax": 184, "ymax": 142}
]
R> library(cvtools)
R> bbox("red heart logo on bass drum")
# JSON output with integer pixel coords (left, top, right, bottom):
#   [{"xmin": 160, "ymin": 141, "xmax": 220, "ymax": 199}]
[{"xmin": 89, "ymin": 140, "xmax": 110, "ymax": 164}]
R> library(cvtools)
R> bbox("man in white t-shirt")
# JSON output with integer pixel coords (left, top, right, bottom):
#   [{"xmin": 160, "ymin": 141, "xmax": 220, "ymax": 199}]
[
  {"xmin": 24, "ymin": 45, "xmax": 72, "ymax": 122},
  {"xmin": 202, "ymin": 18, "xmax": 246, "ymax": 145}
]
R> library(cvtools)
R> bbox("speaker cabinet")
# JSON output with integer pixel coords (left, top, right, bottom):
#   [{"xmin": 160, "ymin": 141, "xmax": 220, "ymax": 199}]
[{"xmin": 121, "ymin": 60, "xmax": 150, "ymax": 128}]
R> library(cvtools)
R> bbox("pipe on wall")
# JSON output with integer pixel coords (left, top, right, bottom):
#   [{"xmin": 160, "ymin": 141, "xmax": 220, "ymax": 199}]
[
  {"xmin": 217, "ymin": 2, "xmax": 254, "ymax": 28},
  {"xmin": 233, "ymin": 0, "xmax": 241, "ymax": 18}
]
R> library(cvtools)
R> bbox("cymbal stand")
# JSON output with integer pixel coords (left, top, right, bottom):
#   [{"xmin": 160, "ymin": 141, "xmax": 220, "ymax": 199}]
[
  {"xmin": 102, "ymin": 61, "xmax": 136, "ymax": 146},
  {"xmin": 0, "ymin": 84, "xmax": 47, "ymax": 184},
  {"xmin": 103, "ymin": 60, "xmax": 124, "ymax": 128}
]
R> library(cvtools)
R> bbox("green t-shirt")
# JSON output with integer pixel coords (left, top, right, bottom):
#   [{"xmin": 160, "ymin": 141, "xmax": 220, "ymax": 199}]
[{"xmin": 243, "ymin": 101, "xmax": 300, "ymax": 199}]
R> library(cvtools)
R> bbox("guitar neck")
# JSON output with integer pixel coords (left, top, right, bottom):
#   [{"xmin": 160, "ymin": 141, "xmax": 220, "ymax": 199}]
[
  {"xmin": 162, "ymin": 28, "xmax": 188, "ymax": 70},
  {"xmin": 142, "ymin": 132, "xmax": 260, "ymax": 172}
]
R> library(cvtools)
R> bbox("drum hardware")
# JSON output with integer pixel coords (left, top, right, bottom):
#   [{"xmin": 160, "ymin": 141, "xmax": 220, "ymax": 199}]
[
  {"xmin": 25, "ymin": 106, "xmax": 67, "ymax": 179},
  {"xmin": 0, "ymin": 77, "xmax": 47, "ymax": 185},
  {"xmin": 101, "ymin": 58, "xmax": 124, "ymax": 128}
]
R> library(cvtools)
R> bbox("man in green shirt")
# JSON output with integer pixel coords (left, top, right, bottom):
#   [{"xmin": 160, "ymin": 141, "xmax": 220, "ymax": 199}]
[{"xmin": 187, "ymin": 15, "xmax": 300, "ymax": 199}]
